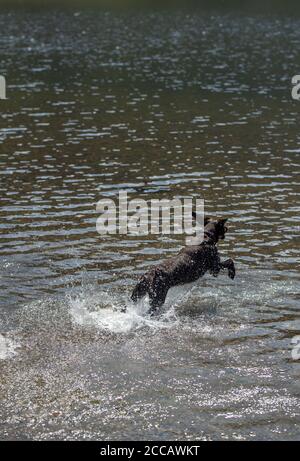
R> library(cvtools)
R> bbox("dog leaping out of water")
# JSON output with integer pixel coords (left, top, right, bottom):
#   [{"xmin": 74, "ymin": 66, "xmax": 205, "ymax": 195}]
[{"xmin": 131, "ymin": 216, "xmax": 235, "ymax": 315}]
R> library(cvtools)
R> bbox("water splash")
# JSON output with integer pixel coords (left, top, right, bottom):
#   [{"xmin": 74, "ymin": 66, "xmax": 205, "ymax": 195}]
[
  {"xmin": 0, "ymin": 333, "xmax": 19, "ymax": 360},
  {"xmin": 67, "ymin": 270, "xmax": 300, "ymax": 334},
  {"xmin": 67, "ymin": 285, "xmax": 188, "ymax": 333}
]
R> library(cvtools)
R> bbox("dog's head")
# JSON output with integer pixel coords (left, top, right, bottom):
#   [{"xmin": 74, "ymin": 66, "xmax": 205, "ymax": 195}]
[{"xmin": 204, "ymin": 217, "xmax": 228, "ymax": 244}]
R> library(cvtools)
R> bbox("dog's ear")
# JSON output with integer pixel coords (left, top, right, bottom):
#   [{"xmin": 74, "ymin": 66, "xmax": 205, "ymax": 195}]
[{"xmin": 217, "ymin": 218, "xmax": 228, "ymax": 225}]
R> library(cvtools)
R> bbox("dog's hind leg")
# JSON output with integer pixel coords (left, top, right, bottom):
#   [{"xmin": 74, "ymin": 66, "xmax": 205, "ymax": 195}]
[
  {"xmin": 148, "ymin": 290, "xmax": 168, "ymax": 316},
  {"xmin": 148, "ymin": 281, "xmax": 169, "ymax": 316},
  {"xmin": 131, "ymin": 276, "xmax": 149, "ymax": 303}
]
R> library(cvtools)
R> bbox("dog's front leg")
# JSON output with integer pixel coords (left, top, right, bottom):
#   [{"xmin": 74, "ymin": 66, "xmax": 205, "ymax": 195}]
[{"xmin": 220, "ymin": 258, "xmax": 235, "ymax": 280}]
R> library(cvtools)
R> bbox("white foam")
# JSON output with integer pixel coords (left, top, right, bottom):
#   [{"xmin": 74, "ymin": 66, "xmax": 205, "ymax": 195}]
[
  {"xmin": 67, "ymin": 287, "xmax": 182, "ymax": 334},
  {"xmin": 0, "ymin": 333, "xmax": 19, "ymax": 360}
]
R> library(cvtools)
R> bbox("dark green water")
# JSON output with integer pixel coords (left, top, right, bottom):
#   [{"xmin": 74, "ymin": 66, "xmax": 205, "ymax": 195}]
[{"xmin": 0, "ymin": 10, "xmax": 300, "ymax": 440}]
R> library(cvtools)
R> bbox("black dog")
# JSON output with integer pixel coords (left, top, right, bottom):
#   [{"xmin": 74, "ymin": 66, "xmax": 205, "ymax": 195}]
[{"xmin": 131, "ymin": 216, "xmax": 235, "ymax": 314}]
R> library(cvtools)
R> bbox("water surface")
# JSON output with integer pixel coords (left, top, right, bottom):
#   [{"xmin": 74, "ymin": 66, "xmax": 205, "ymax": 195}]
[{"xmin": 0, "ymin": 10, "xmax": 300, "ymax": 440}]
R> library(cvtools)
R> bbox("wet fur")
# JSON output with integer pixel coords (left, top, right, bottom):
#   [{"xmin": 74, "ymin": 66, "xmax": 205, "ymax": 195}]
[{"xmin": 131, "ymin": 217, "xmax": 235, "ymax": 315}]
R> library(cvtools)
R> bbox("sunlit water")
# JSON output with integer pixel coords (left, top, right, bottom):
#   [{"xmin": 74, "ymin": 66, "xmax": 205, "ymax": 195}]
[{"xmin": 0, "ymin": 10, "xmax": 300, "ymax": 440}]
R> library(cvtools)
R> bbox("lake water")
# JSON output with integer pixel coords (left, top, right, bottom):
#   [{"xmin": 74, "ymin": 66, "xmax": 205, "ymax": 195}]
[{"xmin": 0, "ymin": 9, "xmax": 300, "ymax": 440}]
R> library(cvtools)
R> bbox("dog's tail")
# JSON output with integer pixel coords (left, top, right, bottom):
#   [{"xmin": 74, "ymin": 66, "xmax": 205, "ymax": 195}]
[{"xmin": 131, "ymin": 276, "xmax": 148, "ymax": 303}]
